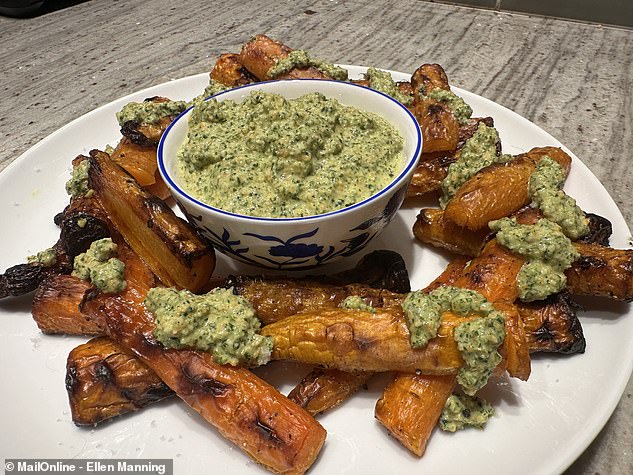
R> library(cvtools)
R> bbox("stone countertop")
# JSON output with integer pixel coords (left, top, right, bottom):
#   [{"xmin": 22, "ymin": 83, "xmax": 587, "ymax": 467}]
[{"xmin": 0, "ymin": 0, "xmax": 631, "ymax": 473}]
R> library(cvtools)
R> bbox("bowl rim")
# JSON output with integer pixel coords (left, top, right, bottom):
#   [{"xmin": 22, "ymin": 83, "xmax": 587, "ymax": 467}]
[{"xmin": 157, "ymin": 78, "xmax": 422, "ymax": 223}]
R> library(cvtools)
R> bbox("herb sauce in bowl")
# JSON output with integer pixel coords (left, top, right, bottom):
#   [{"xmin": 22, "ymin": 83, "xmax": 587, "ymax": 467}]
[{"xmin": 178, "ymin": 90, "xmax": 404, "ymax": 218}]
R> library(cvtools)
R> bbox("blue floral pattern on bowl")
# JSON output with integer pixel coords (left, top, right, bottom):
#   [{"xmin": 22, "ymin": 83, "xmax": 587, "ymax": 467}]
[{"xmin": 177, "ymin": 184, "xmax": 408, "ymax": 270}]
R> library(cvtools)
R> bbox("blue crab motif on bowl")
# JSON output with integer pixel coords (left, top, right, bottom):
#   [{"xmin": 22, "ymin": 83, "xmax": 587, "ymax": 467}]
[{"xmin": 160, "ymin": 79, "xmax": 422, "ymax": 270}]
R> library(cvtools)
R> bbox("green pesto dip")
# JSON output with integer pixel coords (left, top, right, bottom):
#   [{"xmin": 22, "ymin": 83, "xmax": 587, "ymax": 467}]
[
  {"xmin": 116, "ymin": 99, "xmax": 187, "ymax": 126},
  {"xmin": 440, "ymin": 123, "xmax": 510, "ymax": 208},
  {"xmin": 339, "ymin": 295, "xmax": 376, "ymax": 313},
  {"xmin": 178, "ymin": 90, "xmax": 404, "ymax": 218},
  {"xmin": 364, "ymin": 68, "xmax": 413, "ymax": 105},
  {"xmin": 27, "ymin": 247, "xmax": 57, "ymax": 267},
  {"xmin": 267, "ymin": 49, "xmax": 349, "ymax": 81},
  {"xmin": 146, "ymin": 287, "xmax": 272, "ymax": 366},
  {"xmin": 490, "ymin": 217, "xmax": 580, "ymax": 302},
  {"xmin": 528, "ymin": 156, "xmax": 589, "ymax": 240},
  {"xmin": 65, "ymin": 159, "xmax": 92, "ymax": 198},
  {"xmin": 439, "ymin": 394, "xmax": 495, "ymax": 432},
  {"xmin": 424, "ymin": 89, "xmax": 473, "ymax": 125},
  {"xmin": 72, "ymin": 238, "xmax": 127, "ymax": 294},
  {"xmin": 403, "ymin": 286, "xmax": 505, "ymax": 395}
]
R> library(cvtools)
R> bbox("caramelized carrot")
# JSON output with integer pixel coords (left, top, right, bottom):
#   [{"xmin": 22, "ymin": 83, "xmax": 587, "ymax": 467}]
[{"xmin": 103, "ymin": 297, "xmax": 326, "ymax": 475}]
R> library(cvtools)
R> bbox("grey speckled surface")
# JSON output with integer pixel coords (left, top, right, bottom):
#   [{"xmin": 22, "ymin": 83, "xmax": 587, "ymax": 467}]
[{"xmin": 0, "ymin": 1, "xmax": 631, "ymax": 473}]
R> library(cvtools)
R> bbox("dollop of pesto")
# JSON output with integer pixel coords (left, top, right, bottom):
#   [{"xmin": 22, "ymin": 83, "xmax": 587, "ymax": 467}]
[
  {"xmin": 364, "ymin": 68, "xmax": 413, "ymax": 105},
  {"xmin": 439, "ymin": 394, "xmax": 495, "ymax": 432},
  {"xmin": 196, "ymin": 79, "xmax": 230, "ymax": 101},
  {"xmin": 401, "ymin": 290, "xmax": 442, "ymax": 348},
  {"xmin": 267, "ymin": 49, "xmax": 349, "ymax": 81},
  {"xmin": 424, "ymin": 89, "xmax": 473, "ymax": 125},
  {"xmin": 403, "ymin": 286, "xmax": 505, "ymax": 394},
  {"xmin": 402, "ymin": 286, "xmax": 504, "ymax": 347},
  {"xmin": 454, "ymin": 314, "xmax": 505, "ymax": 395},
  {"xmin": 116, "ymin": 99, "xmax": 187, "ymax": 126},
  {"xmin": 490, "ymin": 217, "xmax": 580, "ymax": 301},
  {"xmin": 339, "ymin": 295, "xmax": 376, "ymax": 313},
  {"xmin": 27, "ymin": 247, "xmax": 57, "ymax": 267},
  {"xmin": 440, "ymin": 124, "xmax": 510, "ymax": 208},
  {"xmin": 179, "ymin": 91, "xmax": 404, "ymax": 218},
  {"xmin": 146, "ymin": 287, "xmax": 272, "ymax": 366},
  {"xmin": 72, "ymin": 238, "xmax": 127, "ymax": 294},
  {"xmin": 528, "ymin": 156, "xmax": 589, "ymax": 240},
  {"xmin": 65, "ymin": 159, "xmax": 92, "ymax": 198}
]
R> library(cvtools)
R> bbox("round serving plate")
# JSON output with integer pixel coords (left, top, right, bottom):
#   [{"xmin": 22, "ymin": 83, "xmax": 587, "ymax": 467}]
[{"xmin": 0, "ymin": 66, "xmax": 631, "ymax": 475}]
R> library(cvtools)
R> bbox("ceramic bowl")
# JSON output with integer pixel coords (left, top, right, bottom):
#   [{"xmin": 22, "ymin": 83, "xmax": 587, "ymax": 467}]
[{"xmin": 158, "ymin": 79, "xmax": 422, "ymax": 270}]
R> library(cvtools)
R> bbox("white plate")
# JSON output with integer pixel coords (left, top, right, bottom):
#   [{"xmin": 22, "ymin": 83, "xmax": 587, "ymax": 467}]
[{"xmin": 0, "ymin": 67, "xmax": 631, "ymax": 475}]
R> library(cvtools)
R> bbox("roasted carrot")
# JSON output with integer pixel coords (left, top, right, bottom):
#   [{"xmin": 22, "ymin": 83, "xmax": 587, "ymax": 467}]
[
  {"xmin": 239, "ymin": 34, "xmax": 330, "ymax": 81},
  {"xmin": 375, "ymin": 374, "xmax": 456, "ymax": 456},
  {"xmin": 88, "ymin": 150, "xmax": 215, "ymax": 292},
  {"xmin": 288, "ymin": 368, "xmax": 372, "ymax": 416},
  {"xmin": 444, "ymin": 146, "xmax": 572, "ymax": 231},
  {"xmin": 32, "ymin": 274, "xmax": 98, "ymax": 335},
  {"xmin": 66, "ymin": 337, "xmax": 173, "ymax": 426},
  {"xmin": 210, "ymin": 52, "xmax": 256, "ymax": 87},
  {"xmin": 103, "ymin": 297, "xmax": 326, "ymax": 475}
]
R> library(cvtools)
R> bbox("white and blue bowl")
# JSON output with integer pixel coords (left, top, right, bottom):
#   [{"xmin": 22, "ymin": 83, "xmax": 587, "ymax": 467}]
[{"xmin": 158, "ymin": 79, "xmax": 422, "ymax": 270}]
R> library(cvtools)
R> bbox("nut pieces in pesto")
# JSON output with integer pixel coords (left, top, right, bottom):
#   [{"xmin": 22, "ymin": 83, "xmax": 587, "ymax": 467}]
[
  {"xmin": 27, "ymin": 247, "xmax": 57, "ymax": 267},
  {"xmin": 267, "ymin": 49, "xmax": 349, "ymax": 81},
  {"xmin": 116, "ymin": 99, "xmax": 188, "ymax": 127},
  {"xmin": 146, "ymin": 287, "xmax": 272, "ymax": 367},
  {"xmin": 364, "ymin": 68, "xmax": 413, "ymax": 105},
  {"xmin": 338, "ymin": 295, "xmax": 376, "ymax": 313}
]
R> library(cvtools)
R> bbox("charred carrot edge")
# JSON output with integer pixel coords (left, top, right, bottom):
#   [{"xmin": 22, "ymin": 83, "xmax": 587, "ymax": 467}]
[
  {"xmin": 66, "ymin": 336, "xmax": 174, "ymax": 426},
  {"xmin": 88, "ymin": 150, "xmax": 215, "ymax": 292}
]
